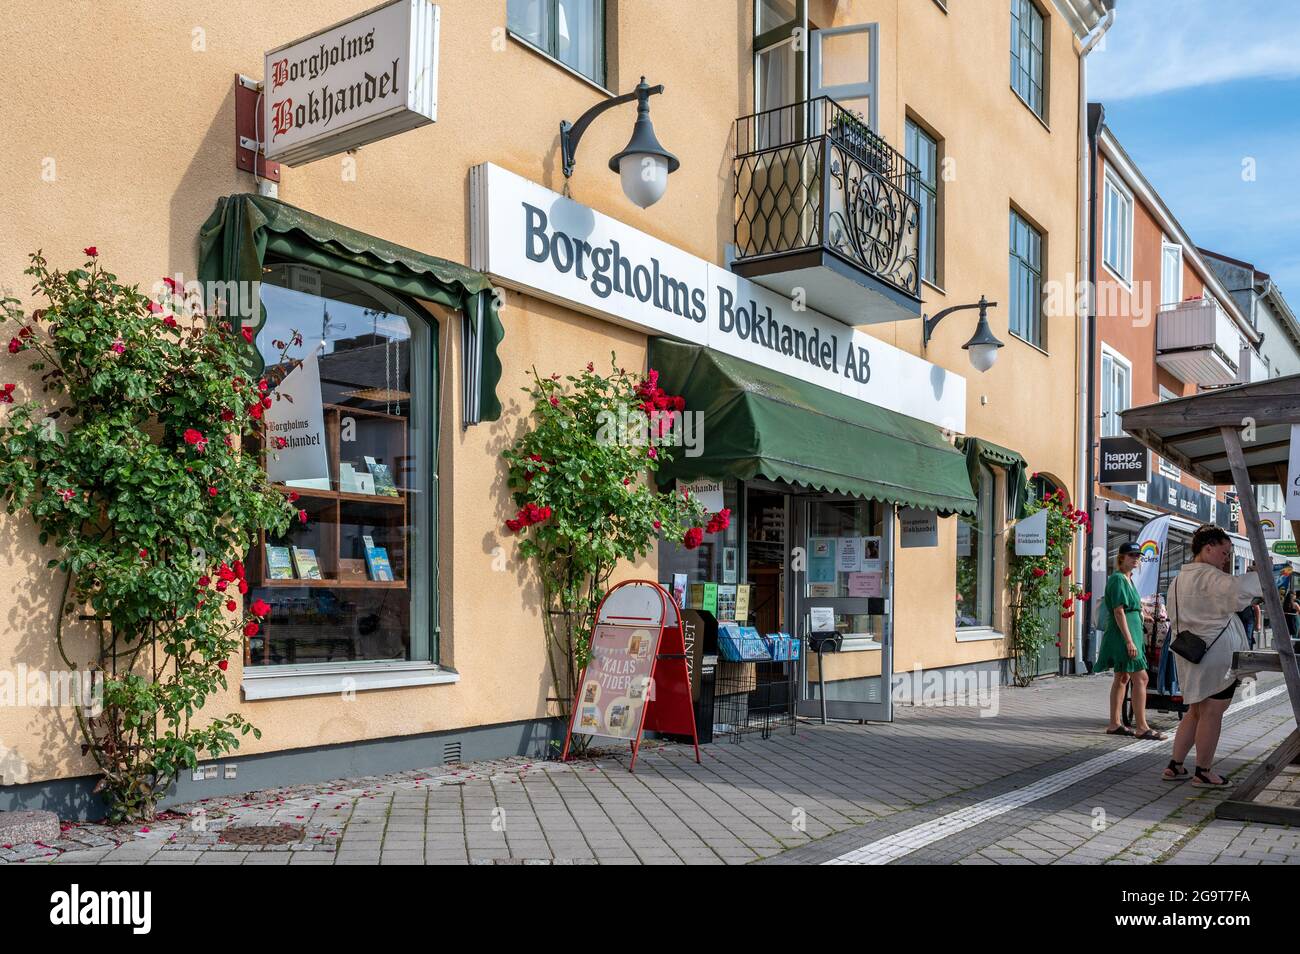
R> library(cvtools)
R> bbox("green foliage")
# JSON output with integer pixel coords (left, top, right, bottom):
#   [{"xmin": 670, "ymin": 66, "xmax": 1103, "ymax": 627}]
[
  {"xmin": 0, "ymin": 251, "xmax": 294, "ymax": 820},
  {"xmin": 502, "ymin": 360, "xmax": 718, "ymax": 712},
  {"xmin": 1006, "ymin": 486, "xmax": 1089, "ymax": 686}
]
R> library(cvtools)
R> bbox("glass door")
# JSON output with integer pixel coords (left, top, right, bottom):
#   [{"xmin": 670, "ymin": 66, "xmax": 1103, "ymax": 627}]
[{"xmin": 794, "ymin": 497, "xmax": 893, "ymax": 722}]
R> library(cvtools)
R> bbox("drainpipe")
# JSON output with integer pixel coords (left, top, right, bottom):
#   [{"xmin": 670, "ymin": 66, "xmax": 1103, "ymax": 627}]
[{"xmin": 1074, "ymin": 7, "xmax": 1114, "ymax": 675}]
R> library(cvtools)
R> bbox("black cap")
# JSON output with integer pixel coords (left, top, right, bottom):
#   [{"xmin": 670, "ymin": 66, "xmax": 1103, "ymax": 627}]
[{"xmin": 1118, "ymin": 542, "xmax": 1141, "ymax": 557}]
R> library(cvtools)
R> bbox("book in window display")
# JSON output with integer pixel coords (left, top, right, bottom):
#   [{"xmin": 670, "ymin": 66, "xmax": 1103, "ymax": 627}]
[
  {"xmin": 264, "ymin": 545, "xmax": 295, "ymax": 580},
  {"xmin": 364, "ymin": 455, "xmax": 399, "ymax": 497},
  {"xmin": 291, "ymin": 546, "xmax": 323, "ymax": 580}
]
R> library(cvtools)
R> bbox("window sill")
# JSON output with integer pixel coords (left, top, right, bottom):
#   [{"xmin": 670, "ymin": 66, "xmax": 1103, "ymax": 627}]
[
  {"xmin": 507, "ymin": 31, "xmax": 611, "ymax": 97},
  {"xmin": 921, "ymin": 278, "xmax": 947, "ymax": 296},
  {"xmin": 838, "ymin": 635, "xmax": 882, "ymax": 652},
  {"xmin": 242, "ymin": 661, "xmax": 460, "ymax": 700},
  {"xmin": 1009, "ymin": 330, "xmax": 1050, "ymax": 356},
  {"xmin": 1010, "ymin": 86, "xmax": 1050, "ymax": 132},
  {"xmin": 1101, "ymin": 261, "xmax": 1133, "ymax": 290},
  {"xmin": 956, "ymin": 628, "xmax": 1005, "ymax": 643}
]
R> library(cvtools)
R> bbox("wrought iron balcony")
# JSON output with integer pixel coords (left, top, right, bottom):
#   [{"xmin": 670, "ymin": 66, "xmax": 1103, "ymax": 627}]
[{"xmin": 733, "ymin": 97, "xmax": 922, "ymax": 325}]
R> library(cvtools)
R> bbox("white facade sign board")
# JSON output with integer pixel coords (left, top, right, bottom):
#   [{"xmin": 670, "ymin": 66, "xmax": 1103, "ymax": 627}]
[{"xmin": 470, "ymin": 162, "xmax": 966, "ymax": 432}]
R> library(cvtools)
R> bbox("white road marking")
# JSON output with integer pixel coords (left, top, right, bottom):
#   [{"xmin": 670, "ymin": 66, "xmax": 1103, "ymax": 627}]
[{"xmin": 823, "ymin": 684, "xmax": 1290, "ymax": 865}]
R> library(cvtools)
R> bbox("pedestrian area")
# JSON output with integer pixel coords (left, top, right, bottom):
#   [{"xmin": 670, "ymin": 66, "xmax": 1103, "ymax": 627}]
[{"xmin": 6, "ymin": 672, "xmax": 1300, "ymax": 865}]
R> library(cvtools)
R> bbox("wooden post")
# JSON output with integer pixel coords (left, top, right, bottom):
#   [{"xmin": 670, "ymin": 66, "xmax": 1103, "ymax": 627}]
[{"xmin": 1222, "ymin": 426, "xmax": 1300, "ymax": 723}]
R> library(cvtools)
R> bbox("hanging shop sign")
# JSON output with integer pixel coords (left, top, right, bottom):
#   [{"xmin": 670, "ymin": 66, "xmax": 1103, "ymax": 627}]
[
  {"xmin": 1261, "ymin": 510, "xmax": 1283, "ymax": 541},
  {"xmin": 680, "ymin": 479, "xmax": 724, "ymax": 513},
  {"xmin": 1287, "ymin": 425, "xmax": 1300, "ymax": 521},
  {"xmin": 1275, "ymin": 540, "xmax": 1299, "ymax": 557},
  {"xmin": 1014, "ymin": 508, "xmax": 1048, "ymax": 556},
  {"xmin": 561, "ymin": 580, "xmax": 699, "ymax": 771},
  {"xmin": 898, "ymin": 508, "xmax": 938, "ymax": 548},
  {"xmin": 1098, "ymin": 435, "xmax": 1149, "ymax": 485},
  {"xmin": 469, "ymin": 162, "xmax": 967, "ymax": 432},
  {"xmin": 264, "ymin": 0, "xmax": 440, "ymax": 166}
]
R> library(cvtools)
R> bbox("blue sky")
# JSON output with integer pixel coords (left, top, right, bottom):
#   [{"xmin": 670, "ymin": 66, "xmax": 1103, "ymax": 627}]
[{"xmin": 1088, "ymin": 0, "xmax": 1300, "ymax": 301}]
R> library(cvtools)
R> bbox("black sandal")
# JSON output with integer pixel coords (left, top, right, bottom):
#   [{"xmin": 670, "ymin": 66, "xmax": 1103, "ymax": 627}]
[
  {"xmin": 1136, "ymin": 729, "xmax": 1166, "ymax": 741},
  {"xmin": 1162, "ymin": 759, "xmax": 1188, "ymax": 781},
  {"xmin": 1192, "ymin": 767, "xmax": 1230, "ymax": 788},
  {"xmin": 1105, "ymin": 726, "xmax": 1134, "ymax": 737}
]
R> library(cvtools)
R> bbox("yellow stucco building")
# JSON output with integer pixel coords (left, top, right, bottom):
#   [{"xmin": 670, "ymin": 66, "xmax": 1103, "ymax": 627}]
[{"xmin": 0, "ymin": 0, "xmax": 1110, "ymax": 813}]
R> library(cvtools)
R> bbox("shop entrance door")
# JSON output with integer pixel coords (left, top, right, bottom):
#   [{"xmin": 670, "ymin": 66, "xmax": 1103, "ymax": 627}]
[{"xmin": 793, "ymin": 496, "xmax": 893, "ymax": 722}]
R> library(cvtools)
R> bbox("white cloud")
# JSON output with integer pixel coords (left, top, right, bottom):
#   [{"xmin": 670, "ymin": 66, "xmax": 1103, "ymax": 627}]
[{"xmin": 1088, "ymin": 0, "xmax": 1300, "ymax": 100}]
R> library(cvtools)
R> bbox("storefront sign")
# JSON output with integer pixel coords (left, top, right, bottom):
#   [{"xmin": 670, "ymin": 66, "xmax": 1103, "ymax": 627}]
[
  {"xmin": 469, "ymin": 162, "xmax": 967, "ymax": 432},
  {"xmin": 265, "ymin": 351, "xmax": 330, "ymax": 485},
  {"xmin": 1261, "ymin": 510, "xmax": 1283, "ymax": 540},
  {"xmin": 1275, "ymin": 540, "xmax": 1299, "ymax": 557},
  {"xmin": 264, "ymin": 0, "xmax": 441, "ymax": 166},
  {"xmin": 1014, "ymin": 508, "xmax": 1048, "ymax": 556},
  {"xmin": 898, "ymin": 508, "xmax": 938, "ymax": 548},
  {"xmin": 1098, "ymin": 436, "xmax": 1149, "ymax": 485},
  {"xmin": 1287, "ymin": 425, "xmax": 1300, "ymax": 520},
  {"xmin": 681, "ymin": 478, "xmax": 724, "ymax": 513}
]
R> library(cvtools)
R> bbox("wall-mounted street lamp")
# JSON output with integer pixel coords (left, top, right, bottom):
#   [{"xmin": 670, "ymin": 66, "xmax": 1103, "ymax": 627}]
[
  {"xmin": 922, "ymin": 295, "xmax": 1005, "ymax": 373},
  {"xmin": 560, "ymin": 76, "xmax": 679, "ymax": 208}
]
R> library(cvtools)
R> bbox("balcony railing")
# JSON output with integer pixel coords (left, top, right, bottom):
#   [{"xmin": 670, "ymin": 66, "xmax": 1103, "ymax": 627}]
[
  {"xmin": 1155, "ymin": 298, "xmax": 1244, "ymax": 387},
  {"xmin": 733, "ymin": 97, "xmax": 922, "ymax": 315}
]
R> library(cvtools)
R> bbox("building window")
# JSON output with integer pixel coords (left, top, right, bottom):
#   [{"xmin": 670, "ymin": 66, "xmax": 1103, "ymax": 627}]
[
  {"xmin": 1008, "ymin": 209, "xmax": 1044, "ymax": 348},
  {"xmin": 1010, "ymin": 0, "xmax": 1046, "ymax": 118},
  {"xmin": 907, "ymin": 119, "xmax": 940, "ymax": 285},
  {"xmin": 248, "ymin": 264, "xmax": 435, "ymax": 667},
  {"xmin": 957, "ymin": 462, "xmax": 997, "ymax": 629},
  {"xmin": 1103, "ymin": 172, "xmax": 1133, "ymax": 283},
  {"xmin": 508, "ymin": 0, "xmax": 606, "ymax": 87},
  {"xmin": 1161, "ymin": 240, "xmax": 1183, "ymax": 308},
  {"xmin": 1100, "ymin": 346, "xmax": 1131, "ymax": 438}
]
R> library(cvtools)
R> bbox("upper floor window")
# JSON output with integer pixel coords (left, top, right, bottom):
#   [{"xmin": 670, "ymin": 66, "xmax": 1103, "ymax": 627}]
[
  {"xmin": 508, "ymin": 0, "xmax": 606, "ymax": 87},
  {"xmin": 1100, "ymin": 346, "xmax": 1132, "ymax": 438},
  {"xmin": 1160, "ymin": 240, "xmax": 1183, "ymax": 308},
  {"xmin": 907, "ymin": 119, "xmax": 940, "ymax": 285},
  {"xmin": 1103, "ymin": 172, "xmax": 1133, "ymax": 283},
  {"xmin": 1008, "ymin": 209, "xmax": 1044, "ymax": 348},
  {"xmin": 1011, "ymin": 0, "xmax": 1046, "ymax": 118}
]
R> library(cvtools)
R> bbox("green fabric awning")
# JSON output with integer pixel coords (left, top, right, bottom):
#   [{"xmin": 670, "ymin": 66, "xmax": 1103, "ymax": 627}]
[
  {"xmin": 958, "ymin": 436, "xmax": 1030, "ymax": 519},
  {"xmin": 649, "ymin": 340, "xmax": 977, "ymax": 516},
  {"xmin": 198, "ymin": 193, "xmax": 505, "ymax": 421}
]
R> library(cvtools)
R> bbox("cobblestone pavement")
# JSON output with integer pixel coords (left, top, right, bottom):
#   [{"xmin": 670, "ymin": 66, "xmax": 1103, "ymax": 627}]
[{"xmin": 5, "ymin": 672, "xmax": 1299, "ymax": 865}]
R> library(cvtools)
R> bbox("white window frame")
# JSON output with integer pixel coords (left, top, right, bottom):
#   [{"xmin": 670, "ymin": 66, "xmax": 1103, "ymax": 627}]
[
  {"xmin": 1100, "ymin": 344, "xmax": 1132, "ymax": 438},
  {"xmin": 1160, "ymin": 239, "xmax": 1183, "ymax": 310},
  {"xmin": 1102, "ymin": 171, "xmax": 1134, "ymax": 286}
]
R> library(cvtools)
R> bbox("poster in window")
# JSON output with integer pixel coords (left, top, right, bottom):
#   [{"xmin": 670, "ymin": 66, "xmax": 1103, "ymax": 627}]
[
  {"xmin": 836, "ymin": 537, "xmax": 862, "ymax": 572},
  {"xmin": 860, "ymin": 536, "xmax": 882, "ymax": 572},
  {"xmin": 808, "ymin": 537, "xmax": 836, "ymax": 583},
  {"xmin": 957, "ymin": 520, "xmax": 972, "ymax": 557},
  {"xmin": 266, "ymin": 349, "xmax": 330, "ymax": 487}
]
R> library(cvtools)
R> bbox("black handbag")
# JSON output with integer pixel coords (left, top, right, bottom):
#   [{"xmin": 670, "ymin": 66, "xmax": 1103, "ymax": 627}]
[{"xmin": 1168, "ymin": 577, "xmax": 1230, "ymax": 665}]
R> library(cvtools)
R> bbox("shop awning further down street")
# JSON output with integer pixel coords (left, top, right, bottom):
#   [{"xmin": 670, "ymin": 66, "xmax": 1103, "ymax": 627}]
[{"xmin": 650, "ymin": 340, "xmax": 978, "ymax": 516}]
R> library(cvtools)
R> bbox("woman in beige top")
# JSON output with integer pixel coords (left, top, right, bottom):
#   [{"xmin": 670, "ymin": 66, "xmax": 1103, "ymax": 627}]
[{"xmin": 1162, "ymin": 525, "xmax": 1262, "ymax": 786}]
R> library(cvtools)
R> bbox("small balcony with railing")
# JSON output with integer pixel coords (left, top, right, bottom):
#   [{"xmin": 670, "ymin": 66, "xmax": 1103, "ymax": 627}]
[
  {"xmin": 1155, "ymin": 297, "xmax": 1256, "ymax": 387},
  {"xmin": 732, "ymin": 97, "xmax": 922, "ymax": 325}
]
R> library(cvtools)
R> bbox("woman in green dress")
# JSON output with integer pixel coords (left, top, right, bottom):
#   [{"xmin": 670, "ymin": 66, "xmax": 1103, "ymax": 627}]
[{"xmin": 1096, "ymin": 542, "xmax": 1165, "ymax": 740}]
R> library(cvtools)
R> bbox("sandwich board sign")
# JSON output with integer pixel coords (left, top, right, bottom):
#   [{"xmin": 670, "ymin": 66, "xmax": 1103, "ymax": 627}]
[{"xmin": 562, "ymin": 580, "xmax": 700, "ymax": 770}]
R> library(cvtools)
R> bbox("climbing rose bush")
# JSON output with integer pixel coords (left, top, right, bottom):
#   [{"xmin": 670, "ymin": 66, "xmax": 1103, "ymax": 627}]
[
  {"xmin": 503, "ymin": 359, "xmax": 724, "ymax": 714},
  {"xmin": 0, "ymin": 250, "xmax": 294, "ymax": 821},
  {"xmin": 1007, "ymin": 485, "xmax": 1089, "ymax": 686}
]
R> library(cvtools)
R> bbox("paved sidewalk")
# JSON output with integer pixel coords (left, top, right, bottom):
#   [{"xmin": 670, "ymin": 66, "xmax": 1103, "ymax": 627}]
[{"xmin": 5, "ymin": 672, "xmax": 1298, "ymax": 865}]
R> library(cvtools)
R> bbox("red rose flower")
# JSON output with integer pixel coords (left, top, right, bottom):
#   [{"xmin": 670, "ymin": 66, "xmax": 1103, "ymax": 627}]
[
  {"xmin": 248, "ymin": 402, "xmax": 264, "ymax": 420},
  {"xmin": 549, "ymin": 396, "xmax": 559, "ymax": 407},
  {"xmin": 241, "ymin": 327, "xmax": 254, "ymax": 344},
  {"xmin": 198, "ymin": 575, "xmax": 211, "ymax": 587},
  {"xmin": 8, "ymin": 338, "xmax": 22, "ymax": 354},
  {"xmin": 83, "ymin": 246, "xmax": 97, "ymax": 257},
  {"xmin": 250, "ymin": 598, "xmax": 271, "ymax": 618},
  {"xmin": 217, "ymin": 659, "xmax": 229, "ymax": 672},
  {"xmin": 298, "ymin": 509, "xmax": 308, "ymax": 524},
  {"xmin": 220, "ymin": 408, "xmax": 234, "ymax": 422},
  {"xmin": 683, "ymin": 527, "xmax": 704, "ymax": 550},
  {"xmin": 505, "ymin": 518, "xmax": 523, "ymax": 533},
  {"xmin": 244, "ymin": 621, "xmax": 260, "ymax": 637},
  {"xmin": 225, "ymin": 599, "xmax": 237, "ymax": 612},
  {"xmin": 288, "ymin": 491, "xmax": 300, "ymax": 502}
]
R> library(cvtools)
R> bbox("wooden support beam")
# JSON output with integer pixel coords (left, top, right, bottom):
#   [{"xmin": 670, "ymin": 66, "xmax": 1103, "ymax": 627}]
[{"xmin": 1223, "ymin": 426, "xmax": 1300, "ymax": 724}]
